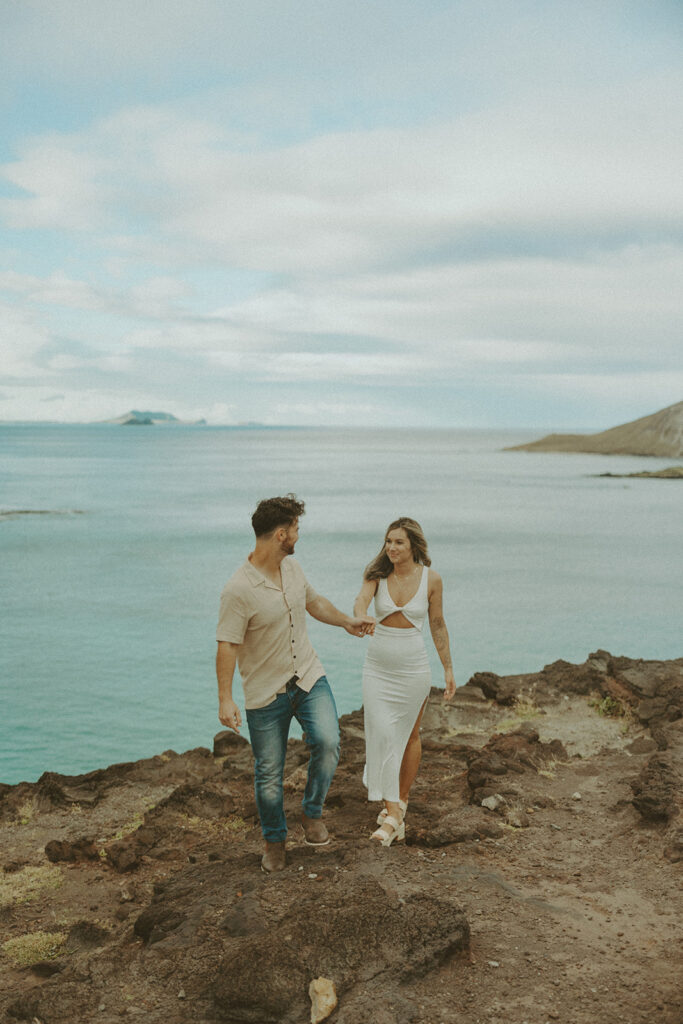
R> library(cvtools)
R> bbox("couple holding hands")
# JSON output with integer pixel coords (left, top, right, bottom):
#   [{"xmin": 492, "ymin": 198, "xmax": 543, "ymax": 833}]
[{"xmin": 216, "ymin": 495, "xmax": 454, "ymax": 873}]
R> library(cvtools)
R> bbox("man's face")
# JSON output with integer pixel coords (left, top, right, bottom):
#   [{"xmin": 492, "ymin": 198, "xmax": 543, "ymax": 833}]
[{"xmin": 279, "ymin": 519, "xmax": 299, "ymax": 555}]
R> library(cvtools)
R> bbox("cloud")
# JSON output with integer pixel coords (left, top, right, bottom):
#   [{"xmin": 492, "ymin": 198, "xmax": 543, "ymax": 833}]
[
  {"xmin": 2, "ymin": 70, "xmax": 681, "ymax": 280},
  {"xmin": 0, "ymin": 270, "xmax": 108, "ymax": 310},
  {"xmin": 0, "ymin": 2, "xmax": 681, "ymax": 425},
  {"xmin": 0, "ymin": 300, "xmax": 52, "ymax": 377}
]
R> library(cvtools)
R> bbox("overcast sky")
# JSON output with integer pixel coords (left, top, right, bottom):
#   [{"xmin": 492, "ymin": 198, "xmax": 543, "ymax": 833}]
[{"xmin": 1, "ymin": 0, "xmax": 681, "ymax": 427}]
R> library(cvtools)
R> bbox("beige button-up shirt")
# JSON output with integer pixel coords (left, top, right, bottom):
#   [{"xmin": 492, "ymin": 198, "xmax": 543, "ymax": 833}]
[{"xmin": 216, "ymin": 556, "xmax": 325, "ymax": 709}]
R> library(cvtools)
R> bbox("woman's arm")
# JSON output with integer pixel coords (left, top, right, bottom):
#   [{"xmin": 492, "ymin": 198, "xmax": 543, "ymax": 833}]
[
  {"xmin": 427, "ymin": 571, "xmax": 456, "ymax": 700},
  {"xmin": 353, "ymin": 577, "xmax": 378, "ymax": 619}
]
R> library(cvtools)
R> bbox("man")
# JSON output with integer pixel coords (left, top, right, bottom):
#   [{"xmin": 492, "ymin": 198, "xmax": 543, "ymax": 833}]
[{"xmin": 216, "ymin": 494, "xmax": 374, "ymax": 873}]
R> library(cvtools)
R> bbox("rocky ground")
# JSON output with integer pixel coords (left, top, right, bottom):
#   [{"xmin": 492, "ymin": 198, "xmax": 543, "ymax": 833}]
[{"xmin": 1, "ymin": 651, "xmax": 681, "ymax": 1024}]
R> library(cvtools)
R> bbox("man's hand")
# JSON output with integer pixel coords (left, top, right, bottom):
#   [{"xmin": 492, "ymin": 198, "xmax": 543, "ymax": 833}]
[
  {"xmin": 344, "ymin": 615, "xmax": 376, "ymax": 637},
  {"xmin": 443, "ymin": 668, "xmax": 456, "ymax": 702},
  {"xmin": 219, "ymin": 697, "xmax": 242, "ymax": 733}
]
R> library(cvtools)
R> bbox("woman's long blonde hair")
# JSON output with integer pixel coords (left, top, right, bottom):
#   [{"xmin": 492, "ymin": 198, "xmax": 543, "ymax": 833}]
[{"xmin": 364, "ymin": 517, "xmax": 431, "ymax": 581}]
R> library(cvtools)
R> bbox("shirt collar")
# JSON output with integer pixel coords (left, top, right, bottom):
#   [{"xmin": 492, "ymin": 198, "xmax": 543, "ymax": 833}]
[{"xmin": 243, "ymin": 556, "xmax": 289, "ymax": 590}]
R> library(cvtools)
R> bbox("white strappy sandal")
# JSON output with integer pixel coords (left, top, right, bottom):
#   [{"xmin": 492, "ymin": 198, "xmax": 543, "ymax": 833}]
[
  {"xmin": 370, "ymin": 814, "xmax": 405, "ymax": 847},
  {"xmin": 376, "ymin": 799, "xmax": 408, "ymax": 825}
]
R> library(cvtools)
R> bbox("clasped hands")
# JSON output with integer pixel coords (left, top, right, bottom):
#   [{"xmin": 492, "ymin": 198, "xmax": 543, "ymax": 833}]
[{"xmin": 345, "ymin": 616, "xmax": 376, "ymax": 638}]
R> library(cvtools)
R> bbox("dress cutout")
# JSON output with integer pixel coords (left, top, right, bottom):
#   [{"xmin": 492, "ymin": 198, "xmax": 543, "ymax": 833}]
[{"xmin": 374, "ymin": 565, "xmax": 429, "ymax": 630}]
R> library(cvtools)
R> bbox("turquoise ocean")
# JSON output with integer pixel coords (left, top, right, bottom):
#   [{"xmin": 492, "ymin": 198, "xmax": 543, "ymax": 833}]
[{"xmin": 1, "ymin": 424, "xmax": 681, "ymax": 785}]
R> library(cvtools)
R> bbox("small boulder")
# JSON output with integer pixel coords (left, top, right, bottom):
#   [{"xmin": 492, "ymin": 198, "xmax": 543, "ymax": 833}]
[
  {"xmin": 505, "ymin": 807, "xmax": 530, "ymax": 828},
  {"xmin": 213, "ymin": 730, "xmax": 250, "ymax": 758},
  {"xmin": 45, "ymin": 838, "xmax": 100, "ymax": 863},
  {"xmin": 309, "ymin": 977, "xmax": 338, "ymax": 1023},
  {"xmin": 481, "ymin": 794, "xmax": 506, "ymax": 811},
  {"xmin": 663, "ymin": 830, "xmax": 683, "ymax": 863},
  {"xmin": 630, "ymin": 755, "xmax": 679, "ymax": 822}
]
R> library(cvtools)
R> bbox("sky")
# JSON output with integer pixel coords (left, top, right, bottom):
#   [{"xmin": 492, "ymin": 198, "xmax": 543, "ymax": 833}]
[{"xmin": 0, "ymin": 0, "xmax": 681, "ymax": 428}]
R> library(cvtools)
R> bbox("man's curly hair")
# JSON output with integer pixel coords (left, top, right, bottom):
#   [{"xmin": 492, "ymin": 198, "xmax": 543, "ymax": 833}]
[{"xmin": 251, "ymin": 494, "xmax": 305, "ymax": 538}]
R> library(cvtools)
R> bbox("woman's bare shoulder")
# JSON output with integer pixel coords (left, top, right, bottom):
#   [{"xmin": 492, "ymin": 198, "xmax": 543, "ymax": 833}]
[
  {"xmin": 427, "ymin": 567, "xmax": 442, "ymax": 592},
  {"xmin": 361, "ymin": 575, "xmax": 379, "ymax": 591}
]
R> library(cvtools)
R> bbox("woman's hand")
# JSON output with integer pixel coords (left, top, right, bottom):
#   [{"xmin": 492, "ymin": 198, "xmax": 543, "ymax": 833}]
[
  {"xmin": 443, "ymin": 668, "xmax": 456, "ymax": 702},
  {"xmin": 344, "ymin": 615, "xmax": 376, "ymax": 637}
]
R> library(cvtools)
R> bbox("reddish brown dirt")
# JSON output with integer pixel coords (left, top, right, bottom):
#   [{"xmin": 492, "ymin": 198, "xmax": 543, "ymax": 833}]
[{"xmin": 1, "ymin": 652, "xmax": 681, "ymax": 1024}]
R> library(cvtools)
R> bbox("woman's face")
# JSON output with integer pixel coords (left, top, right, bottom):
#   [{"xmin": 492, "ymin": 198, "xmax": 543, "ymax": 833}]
[{"xmin": 385, "ymin": 527, "xmax": 413, "ymax": 566}]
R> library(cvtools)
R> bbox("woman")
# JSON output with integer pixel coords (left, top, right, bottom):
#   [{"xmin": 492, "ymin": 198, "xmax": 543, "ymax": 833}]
[{"xmin": 354, "ymin": 517, "xmax": 455, "ymax": 846}]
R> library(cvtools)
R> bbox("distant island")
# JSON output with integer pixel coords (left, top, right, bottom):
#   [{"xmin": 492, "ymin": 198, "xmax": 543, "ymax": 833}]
[
  {"xmin": 594, "ymin": 466, "xmax": 683, "ymax": 479},
  {"xmin": 505, "ymin": 400, "xmax": 683, "ymax": 457},
  {"xmin": 103, "ymin": 410, "xmax": 207, "ymax": 427}
]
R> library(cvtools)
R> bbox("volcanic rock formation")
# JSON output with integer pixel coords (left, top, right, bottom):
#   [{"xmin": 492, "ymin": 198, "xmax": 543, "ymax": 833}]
[{"xmin": 505, "ymin": 400, "xmax": 683, "ymax": 457}]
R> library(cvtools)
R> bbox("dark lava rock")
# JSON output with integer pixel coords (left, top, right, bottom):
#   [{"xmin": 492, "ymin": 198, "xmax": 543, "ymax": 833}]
[
  {"xmin": 106, "ymin": 824, "xmax": 167, "ymax": 872},
  {"xmin": 154, "ymin": 781, "xmax": 236, "ymax": 819},
  {"xmin": 5, "ymin": 992, "xmax": 42, "ymax": 1021},
  {"xmin": 220, "ymin": 893, "xmax": 267, "ymax": 936},
  {"xmin": 213, "ymin": 730, "xmax": 251, "ymax": 757},
  {"xmin": 45, "ymin": 837, "xmax": 100, "ymax": 863},
  {"xmin": 33, "ymin": 775, "xmax": 73, "ymax": 810},
  {"xmin": 538, "ymin": 657, "xmax": 607, "ymax": 696},
  {"xmin": 630, "ymin": 755, "xmax": 679, "ymax": 822},
  {"xmin": 65, "ymin": 920, "xmax": 111, "ymax": 951},
  {"xmin": 466, "ymin": 726, "xmax": 567, "ymax": 804},
  {"xmin": 29, "ymin": 960, "xmax": 65, "ymax": 977},
  {"xmin": 466, "ymin": 658, "xmax": 606, "ymax": 706},
  {"xmin": 3, "ymin": 860, "xmax": 29, "ymax": 873},
  {"xmin": 467, "ymin": 671, "xmax": 517, "ymax": 705},
  {"xmin": 106, "ymin": 836, "xmax": 143, "ymax": 873},
  {"xmin": 134, "ymin": 861, "xmax": 257, "ymax": 948},
  {"xmin": 464, "ymin": 653, "xmax": 683, "ymax": 738},
  {"xmin": 133, "ymin": 902, "xmax": 188, "ymax": 944},
  {"xmin": 663, "ymin": 829, "xmax": 683, "ymax": 863},
  {"xmin": 211, "ymin": 876, "xmax": 469, "ymax": 1023}
]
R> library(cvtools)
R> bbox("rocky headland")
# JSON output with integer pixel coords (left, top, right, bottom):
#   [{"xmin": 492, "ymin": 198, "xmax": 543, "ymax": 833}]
[
  {"xmin": 1, "ymin": 652, "xmax": 681, "ymax": 1024},
  {"xmin": 505, "ymin": 401, "xmax": 683, "ymax": 457}
]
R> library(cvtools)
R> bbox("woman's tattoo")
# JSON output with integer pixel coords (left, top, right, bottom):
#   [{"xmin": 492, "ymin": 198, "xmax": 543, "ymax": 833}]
[{"xmin": 431, "ymin": 616, "xmax": 452, "ymax": 668}]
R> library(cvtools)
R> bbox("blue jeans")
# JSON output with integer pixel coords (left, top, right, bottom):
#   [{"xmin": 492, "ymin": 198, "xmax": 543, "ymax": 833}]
[{"xmin": 246, "ymin": 676, "xmax": 340, "ymax": 843}]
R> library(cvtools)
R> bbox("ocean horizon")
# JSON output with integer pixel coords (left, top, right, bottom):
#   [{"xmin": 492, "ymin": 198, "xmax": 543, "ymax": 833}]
[{"xmin": 1, "ymin": 423, "xmax": 681, "ymax": 785}]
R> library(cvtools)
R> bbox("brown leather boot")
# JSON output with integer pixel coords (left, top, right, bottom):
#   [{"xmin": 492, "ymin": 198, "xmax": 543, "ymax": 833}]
[
  {"xmin": 261, "ymin": 841, "xmax": 286, "ymax": 873},
  {"xmin": 302, "ymin": 815, "xmax": 330, "ymax": 846}
]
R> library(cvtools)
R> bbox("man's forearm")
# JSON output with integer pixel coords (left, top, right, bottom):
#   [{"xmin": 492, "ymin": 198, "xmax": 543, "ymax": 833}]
[
  {"xmin": 216, "ymin": 642, "xmax": 239, "ymax": 699},
  {"xmin": 307, "ymin": 595, "xmax": 350, "ymax": 628}
]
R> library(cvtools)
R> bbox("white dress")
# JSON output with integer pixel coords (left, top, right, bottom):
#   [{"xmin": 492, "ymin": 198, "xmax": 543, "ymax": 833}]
[{"xmin": 362, "ymin": 566, "xmax": 432, "ymax": 802}]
